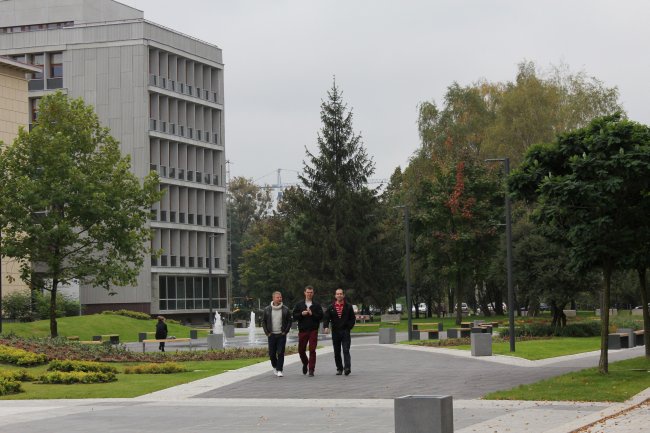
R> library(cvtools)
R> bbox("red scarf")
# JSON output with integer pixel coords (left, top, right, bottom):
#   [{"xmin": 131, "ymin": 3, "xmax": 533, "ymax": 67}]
[{"xmin": 334, "ymin": 301, "xmax": 344, "ymax": 318}]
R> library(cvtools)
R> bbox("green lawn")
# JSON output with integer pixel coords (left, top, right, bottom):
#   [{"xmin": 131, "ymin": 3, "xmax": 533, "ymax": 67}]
[
  {"xmin": 484, "ymin": 356, "xmax": 650, "ymax": 402},
  {"xmin": 452, "ymin": 337, "xmax": 601, "ymax": 360},
  {"xmin": 1, "ymin": 315, "xmax": 211, "ymax": 342},
  {"xmin": 0, "ymin": 358, "xmax": 264, "ymax": 399}
]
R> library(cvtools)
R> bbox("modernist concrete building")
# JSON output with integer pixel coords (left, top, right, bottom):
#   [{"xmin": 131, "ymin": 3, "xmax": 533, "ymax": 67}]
[
  {"xmin": 0, "ymin": 0, "xmax": 229, "ymax": 321},
  {"xmin": 0, "ymin": 56, "xmax": 42, "ymax": 307}
]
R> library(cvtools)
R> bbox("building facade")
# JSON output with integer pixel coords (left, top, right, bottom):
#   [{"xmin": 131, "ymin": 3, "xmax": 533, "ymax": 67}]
[
  {"xmin": 0, "ymin": 0, "xmax": 229, "ymax": 321},
  {"xmin": 0, "ymin": 56, "xmax": 42, "ymax": 304}
]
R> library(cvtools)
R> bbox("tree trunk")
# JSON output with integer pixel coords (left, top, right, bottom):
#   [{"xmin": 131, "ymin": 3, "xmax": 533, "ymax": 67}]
[
  {"xmin": 455, "ymin": 268, "xmax": 462, "ymax": 325},
  {"xmin": 598, "ymin": 265, "xmax": 612, "ymax": 374},
  {"xmin": 50, "ymin": 279, "xmax": 59, "ymax": 338},
  {"xmin": 638, "ymin": 267, "xmax": 650, "ymax": 358}
]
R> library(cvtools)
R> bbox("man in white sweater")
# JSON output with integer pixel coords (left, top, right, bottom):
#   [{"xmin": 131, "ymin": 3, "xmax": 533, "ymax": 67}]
[{"xmin": 262, "ymin": 291, "xmax": 292, "ymax": 377}]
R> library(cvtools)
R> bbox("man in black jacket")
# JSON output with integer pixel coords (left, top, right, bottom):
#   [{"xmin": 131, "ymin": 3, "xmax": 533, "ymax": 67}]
[
  {"xmin": 262, "ymin": 291, "xmax": 292, "ymax": 377},
  {"xmin": 323, "ymin": 288, "xmax": 356, "ymax": 376},
  {"xmin": 292, "ymin": 285, "xmax": 323, "ymax": 377}
]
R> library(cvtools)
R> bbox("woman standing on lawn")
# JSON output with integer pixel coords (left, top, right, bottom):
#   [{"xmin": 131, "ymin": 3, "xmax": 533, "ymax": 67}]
[{"xmin": 155, "ymin": 316, "xmax": 168, "ymax": 352}]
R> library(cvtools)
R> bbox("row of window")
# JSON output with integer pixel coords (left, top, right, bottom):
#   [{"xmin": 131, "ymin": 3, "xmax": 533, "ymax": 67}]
[
  {"xmin": 151, "ymin": 164, "xmax": 220, "ymax": 186},
  {"xmin": 152, "ymin": 255, "xmax": 220, "ymax": 269},
  {"xmin": 159, "ymin": 275, "xmax": 227, "ymax": 311},
  {"xmin": 0, "ymin": 22, "xmax": 73, "ymax": 34},
  {"xmin": 10, "ymin": 53, "xmax": 63, "ymax": 79},
  {"xmin": 151, "ymin": 209, "xmax": 220, "ymax": 227},
  {"xmin": 149, "ymin": 119, "xmax": 219, "ymax": 145},
  {"xmin": 150, "ymin": 74, "xmax": 219, "ymax": 104}
]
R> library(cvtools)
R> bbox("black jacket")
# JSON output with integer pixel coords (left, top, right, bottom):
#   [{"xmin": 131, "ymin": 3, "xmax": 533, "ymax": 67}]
[
  {"xmin": 323, "ymin": 301, "xmax": 356, "ymax": 332},
  {"xmin": 262, "ymin": 303, "xmax": 292, "ymax": 335},
  {"xmin": 155, "ymin": 320, "xmax": 168, "ymax": 339},
  {"xmin": 292, "ymin": 300, "xmax": 324, "ymax": 332}
]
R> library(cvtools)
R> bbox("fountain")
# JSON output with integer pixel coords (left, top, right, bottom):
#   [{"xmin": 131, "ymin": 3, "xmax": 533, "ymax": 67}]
[
  {"xmin": 207, "ymin": 311, "xmax": 225, "ymax": 349},
  {"xmin": 248, "ymin": 311, "xmax": 257, "ymax": 344}
]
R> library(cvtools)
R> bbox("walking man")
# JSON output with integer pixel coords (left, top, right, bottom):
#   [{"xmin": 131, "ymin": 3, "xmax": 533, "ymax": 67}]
[
  {"xmin": 262, "ymin": 291, "xmax": 292, "ymax": 377},
  {"xmin": 292, "ymin": 285, "xmax": 323, "ymax": 377},
  {"xmin": 323, "ymin": 288, "xmax": 356, "ymax": 375}
]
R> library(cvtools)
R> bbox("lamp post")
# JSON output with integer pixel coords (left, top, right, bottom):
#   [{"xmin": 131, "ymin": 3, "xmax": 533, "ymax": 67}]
[
  {"xmin": 396, "ymin": 205, "xmax": 413, "ymax": 341},
  {"xmin": 485, "ymin": 157, "xmax": 515, "ymax": 352}
]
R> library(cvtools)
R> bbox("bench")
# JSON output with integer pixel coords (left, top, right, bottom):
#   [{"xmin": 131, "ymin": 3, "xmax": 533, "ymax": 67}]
[
  {"xmin": 460, "ymin": 322, "xmax": 472, "ymax": 329},
  {"xmin": 355, "ymin": 314, "xmax": 371, "ymax": 323},
  {"xmin": 66, "ymin": 336, "xmax": 80, "ymax": 341},
  {"xmin": 79, "ymin": 340, "xmax": 102, "ymax": 345},
  {"xmin": 447, "ymin": 328, "xmax": 471, "ymax": 339},
  {"xmin": 411, "ymin": 322, "xmax": 442, "ymax": 340},
  {"xmin": 354, "ymin": 323, "xmax": 380, "ymax": 329},
  {"xmin": 142, "ymin": 338, "xmax": 193, "ymax": 353},
  {"xmin": 92, "ymin": 334, "xmax": 120, "ymax": 344},
  {"xmin": 634, "ymin": 330, "xmax": 645, "ymax": 346},
  {"xmin": 608, "ymin": 333, "xmax": 632, "ymax": 350}
]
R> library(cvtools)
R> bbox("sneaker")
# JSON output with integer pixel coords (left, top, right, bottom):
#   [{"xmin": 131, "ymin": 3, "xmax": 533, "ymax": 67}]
[
  {"xmin": 273, "ymin": 369, "xmax": 278, "ymax": 376},
  {"xmin": 277, "ymin": 371, "xmax": 284, "ymax": 377},
  {"xmin": 302, "ymin": 364, "xmax": 308, "ymax": 375},
  {"xmin": 344, "ymin": 368, "xmax": 351, "ymax": 376},
  {"xmin": 336, "ymin": 370, "xmax": 343, "ymax": 376},
  {"xmin": 308, "ymin": 370, "xmax": 314, "ymax": 377}
]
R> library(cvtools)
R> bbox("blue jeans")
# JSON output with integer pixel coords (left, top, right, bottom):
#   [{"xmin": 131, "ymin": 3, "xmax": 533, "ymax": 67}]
[
  {"xmin": 332, "ymin": 330, "xmax": 351, "ymax": 371},
  {"xmin": 267, "ymin": 333, "xmax": 287, "ymax": 371}
]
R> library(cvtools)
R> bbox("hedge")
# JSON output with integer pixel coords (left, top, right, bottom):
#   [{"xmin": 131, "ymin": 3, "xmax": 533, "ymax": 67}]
[
  {"xmin": 101, "ymin": 309, "xmax": 151, "ymax": 320},
  {"xmin": 0, "ymin": 377, "xmax": 23, "ymax": 396},
  {"xmin": 48, "ymin": 360, "xmax": 118, "ymax": 374},
  {"xmin": 0, "ymin": 369, "xmax": 35, "ymax": 382},
  {"xmin": 500, "ymin": 321, "xmax": 601, "ymax": 338},
  {"xmin": 38, "ymin": 371, "xmax": 117, "ymax": 384},
  {"xmin": 0, "ymin": 344, "xmax": 48, "ymax": 366}
]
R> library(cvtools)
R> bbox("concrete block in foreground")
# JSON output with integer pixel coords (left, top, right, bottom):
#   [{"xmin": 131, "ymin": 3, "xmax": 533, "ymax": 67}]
[
  {"xmin": 207, "ymin": 333, "xmax": 224, "ymax": 350},
  {"xmin": 395, "ymin": 395, "xmax": 453, "ymax": 433},
  {"xmin": 379, "ymin": 327, "xmax": 396, "ymax": 344},
  {"xmin": 223, "ymin": 325, "xmax": 235, "ymax": 338},
  {"xmin": 471, "ymin": 332, "xmax": 492, "ymax": 356}
]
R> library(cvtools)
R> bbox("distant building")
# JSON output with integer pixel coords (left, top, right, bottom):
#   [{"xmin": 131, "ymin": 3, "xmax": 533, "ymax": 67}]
[
  {"xmin": 0, "ymin": 0, "xmax": 229, "ymax": 320},
  {"xmin": 0, "ymin": 56, "xmax": 42, "ymax": 303}
]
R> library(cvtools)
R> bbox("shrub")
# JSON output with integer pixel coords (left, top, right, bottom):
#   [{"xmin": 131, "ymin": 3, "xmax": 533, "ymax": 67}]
[
  {"xmin": 2, "ymin": 290, "xmax": 34, "ymax": 322},
  {"xmin": 48, "ymin": 360, "xmax": 118, "ymax": 374},
  {"xmin": 0, "ymin": 344, "xmax": 48, "ymax": 366},
  {"xmin": 101, "ymin": 310, "xmax": 151, "ymax": 320},
  {"xmin": 34, "ymin": 291, "xmax": 81, "ymax": 319},
  {"xmin": 0, "ymin": 369, "xmax": 35, "ymax": 382},
  {"xmin": 610, "ymin": 316, "xmax": 643, "ymax": 332},
  {"xmin": 500, "ymin": 321, "xmax": 600, "ymax": 338},
  {"xmin": 124, "ymin": 362, "xmax": 188, "ymax": 374},
  {"xmin": 38, "ymin": 371, "xmax": 117, "ymax": 384},
  {"xmin": 0, "ymin": 377, "xmax": 23, "ymax": 396}
]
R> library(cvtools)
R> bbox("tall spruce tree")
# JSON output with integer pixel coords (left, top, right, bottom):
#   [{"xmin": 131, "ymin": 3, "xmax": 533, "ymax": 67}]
[{"xmin": 293, "ymin": 81, "xmax": 378, "ymax": 300}]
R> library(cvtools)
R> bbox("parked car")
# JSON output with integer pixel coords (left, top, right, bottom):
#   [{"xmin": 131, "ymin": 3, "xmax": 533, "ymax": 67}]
[{"xmin": 539, "ymin": 303, "xmax": 550, "ymax": 311}]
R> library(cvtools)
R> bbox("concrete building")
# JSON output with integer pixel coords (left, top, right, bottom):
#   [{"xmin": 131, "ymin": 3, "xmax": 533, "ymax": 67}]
[
  {"xmin": 0, "ymin": 0, "xmax": 229, "ymax": 321},
  {"xmin": 0, "ymin": 56, "xmax": 42, "ymax": 306}
]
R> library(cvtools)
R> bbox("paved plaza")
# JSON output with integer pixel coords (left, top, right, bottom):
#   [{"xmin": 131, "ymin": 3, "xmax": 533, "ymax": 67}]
[{"xmin": 0, "ymin": 334, "xmax": 648, "ymax": 432}]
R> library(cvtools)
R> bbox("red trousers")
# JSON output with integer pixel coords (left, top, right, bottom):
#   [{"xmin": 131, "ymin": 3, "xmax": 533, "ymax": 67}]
[{"xmin": 298, "ymin": 329, "xmax": 318, "ymax": 371}]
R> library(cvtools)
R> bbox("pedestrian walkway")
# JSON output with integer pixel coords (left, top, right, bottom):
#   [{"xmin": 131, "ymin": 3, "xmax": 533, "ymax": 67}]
[{"xmin": 0, "ymin": 334, "xmax": 647, "ymax": 433}]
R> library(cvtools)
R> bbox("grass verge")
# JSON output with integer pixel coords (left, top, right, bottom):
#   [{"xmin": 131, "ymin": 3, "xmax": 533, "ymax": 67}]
[
  {"xmin": 0, "ymin": 358, "xmax": 264, "ymax": 399},
  {"xmin": 484, "ymin": 356, "xmax": 650, "ymax": 402},
  {"xmin": 454, "ymin": 337, "xmax": 601, "ymax": 360}
]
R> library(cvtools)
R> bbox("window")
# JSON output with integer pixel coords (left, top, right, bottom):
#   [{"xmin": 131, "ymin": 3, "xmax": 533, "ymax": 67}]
[
  {"xmin": 205, "ymin": 216, "xmax": 211, "ymax": 226},
  {"xmin": 198, "ymin": 257, "xmax": 203, "ymax": 268},
  {"xmin": 188, "ymin": 214, "xmax": 194, "ymax": 224},
  {"xmin": 31, "ymin": 54, "xmax": 44, "ymax": 79},
  {"xmin": 197, "ymin": 215, "xmax": 203, "ymax": 225},
  {"xmin": 160, "ymin": 210, "xmax": 167, "ymax": 222},
  {"xmin": 150, "ymin": 209, "xmax": 157, "ymax": 220},
  {"xmin": 49, "ymin": 53, "xmax": 63, "ymax": 78},
  {"xmin": 171, "ymin": 255, "xmax": 177, "ymax": 267},
  {"xmin": 170, "ymin": 211, "xmax": 176, "ymax": 223},
  {"xmin": 180, "ymin": 256, "xmax": 186, "ymax": 267},
  {"xmin": 151, "ymin": 255, "xmax": 158, "ymax": 266},
  {"xmin": 196, "ymin": 171, "xmax": 202, "ymax": 183},
  {"xmin": 179, "ymin": 212, "xmax": 185, "ymax": 223},
  {"xmin": 189, "ymin": 257, "xmax": 195, "ymax": 268},
  {"xmin": 30, "ymin": 98, "xmax": 41, "ymax": 123},
  {"xmin": 160, "ymin": 255, "xmax": 168, "ymax": 266}
]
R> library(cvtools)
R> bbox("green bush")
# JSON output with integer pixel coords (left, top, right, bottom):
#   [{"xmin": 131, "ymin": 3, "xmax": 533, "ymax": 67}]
[
  {"xmin": 611, "ymin": 316, "xmax": 642, "ymax": 332},
  {"xmin": 501, "ymin": 322, "xmax": 600, "ymax": 338},
  {"xmin": 0, "ymin": 369, "xmax": 35, "ymax": 382},
  {"xmin": 38, "ymin": 371, "xmax": 117, "ymax": 384},
  {"xmin": 0, "ymin": 344, "xmax": 48, "ymax": 366},
  {"xmin": 34, "ymin": 291, "xmax": 81, "ymax": 319},
  {"xmin": 101, "ymin": 310, "xmax": 151, "ymax": 320},
  {"xmin": 0, "ymin": 377, "xmax": 23, "ymax": 396},
  {"xmin": 2, "ymin": 290, "xmax": 34, "ymax": 322},
  {"xmin": 124, "ymin": 362, "xmax": 188, "ymax": 374},
  {"xmin": 48, "ymin": 360, "xmax": 118, "ymax": 374}
]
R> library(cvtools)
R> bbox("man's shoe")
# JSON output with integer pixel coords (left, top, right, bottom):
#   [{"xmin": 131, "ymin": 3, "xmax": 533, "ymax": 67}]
[
  {"xmin": 273, "ymin": 369, "xmax": 278, "ymax": 376},
  {"xmin": 277, "ymin": 371, "xmax": 284, "ymax": 377},
  {"xmin": 308, "ymin": 370, "xmax": 314, "ymax": 377},
  {"xmin": 344, "ymin": 368, "xmax": 351, "ymax": 376},
  {"xmin": 302, "ymin": 364, "xmax": 308, "ymax": 375},
  {"xmin": 336, "ymin": 370, "xmax": 343, "ymax": 375}
]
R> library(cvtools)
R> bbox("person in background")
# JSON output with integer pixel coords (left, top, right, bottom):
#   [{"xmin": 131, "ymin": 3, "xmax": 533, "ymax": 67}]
[
  {"xmin": 323, "ymin": 288, "xmax": 356, "ymax": 376},
  {"xmin": 155, "ymin": 315, "xmax": 168, "ymax": 352},
  {"xmin": 292, "ymin": 285, "xmax": 323, "ymax": 377},
  {"xmin": 262, "ymin": 291, "xmax": 292, "ymax": 377}
]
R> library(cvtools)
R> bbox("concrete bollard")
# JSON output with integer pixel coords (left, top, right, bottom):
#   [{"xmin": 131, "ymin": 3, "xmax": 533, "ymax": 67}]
[
  {"xmin": 138, "ymin": 332, "xmax": 147, "ymax": 342},
  {"xmin": 471, "ymin": 333, "xmax": 492, "ymax": 356},
  {"xmin": 189, "ymin": 329, "xmax": 198, "ymax": 339},
  {"xmin": 223, "ymin": 325, "xmax": 235, "ymax": 339},
  {"xmin": 207, "ymin": 333, "xmax": 224, "ymax": 350},
  {"xmin": 618, "ymin": 328, "xmax": 635, "ymax": 348},
  {"xmin": 379, "ymin": 327, "xmax": 396, "ymax": 344},
  {"xmin": 395, "ymin": 395, "xmax": 453, "ymax": 433}
]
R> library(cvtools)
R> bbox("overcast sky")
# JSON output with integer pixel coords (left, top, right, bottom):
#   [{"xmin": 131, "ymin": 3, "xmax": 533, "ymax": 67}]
[{"xmin": 121, "ymin": 0, "xmax": 650, "ymax": 186}]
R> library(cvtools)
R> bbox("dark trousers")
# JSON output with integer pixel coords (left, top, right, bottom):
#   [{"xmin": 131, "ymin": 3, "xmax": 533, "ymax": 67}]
[
  {"xmin": 267, "ymin": 333, "xmax": 287, "ymax": 371},
  {"xmin": 298, "ymin": 329, "xmax": 318, "ymax": 371},
  {"xmin": 158, "ymin": 342, "xmax": 165, "ymax": 352},
  {"xmin": 332, "ymin": 330, "xmax": 351, "ymax": 371}
]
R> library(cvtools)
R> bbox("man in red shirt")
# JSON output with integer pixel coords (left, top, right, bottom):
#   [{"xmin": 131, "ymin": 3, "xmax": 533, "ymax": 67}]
[{"xmin": 323, "ymin": 288, "xmax": 356, "ymax": 375}]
